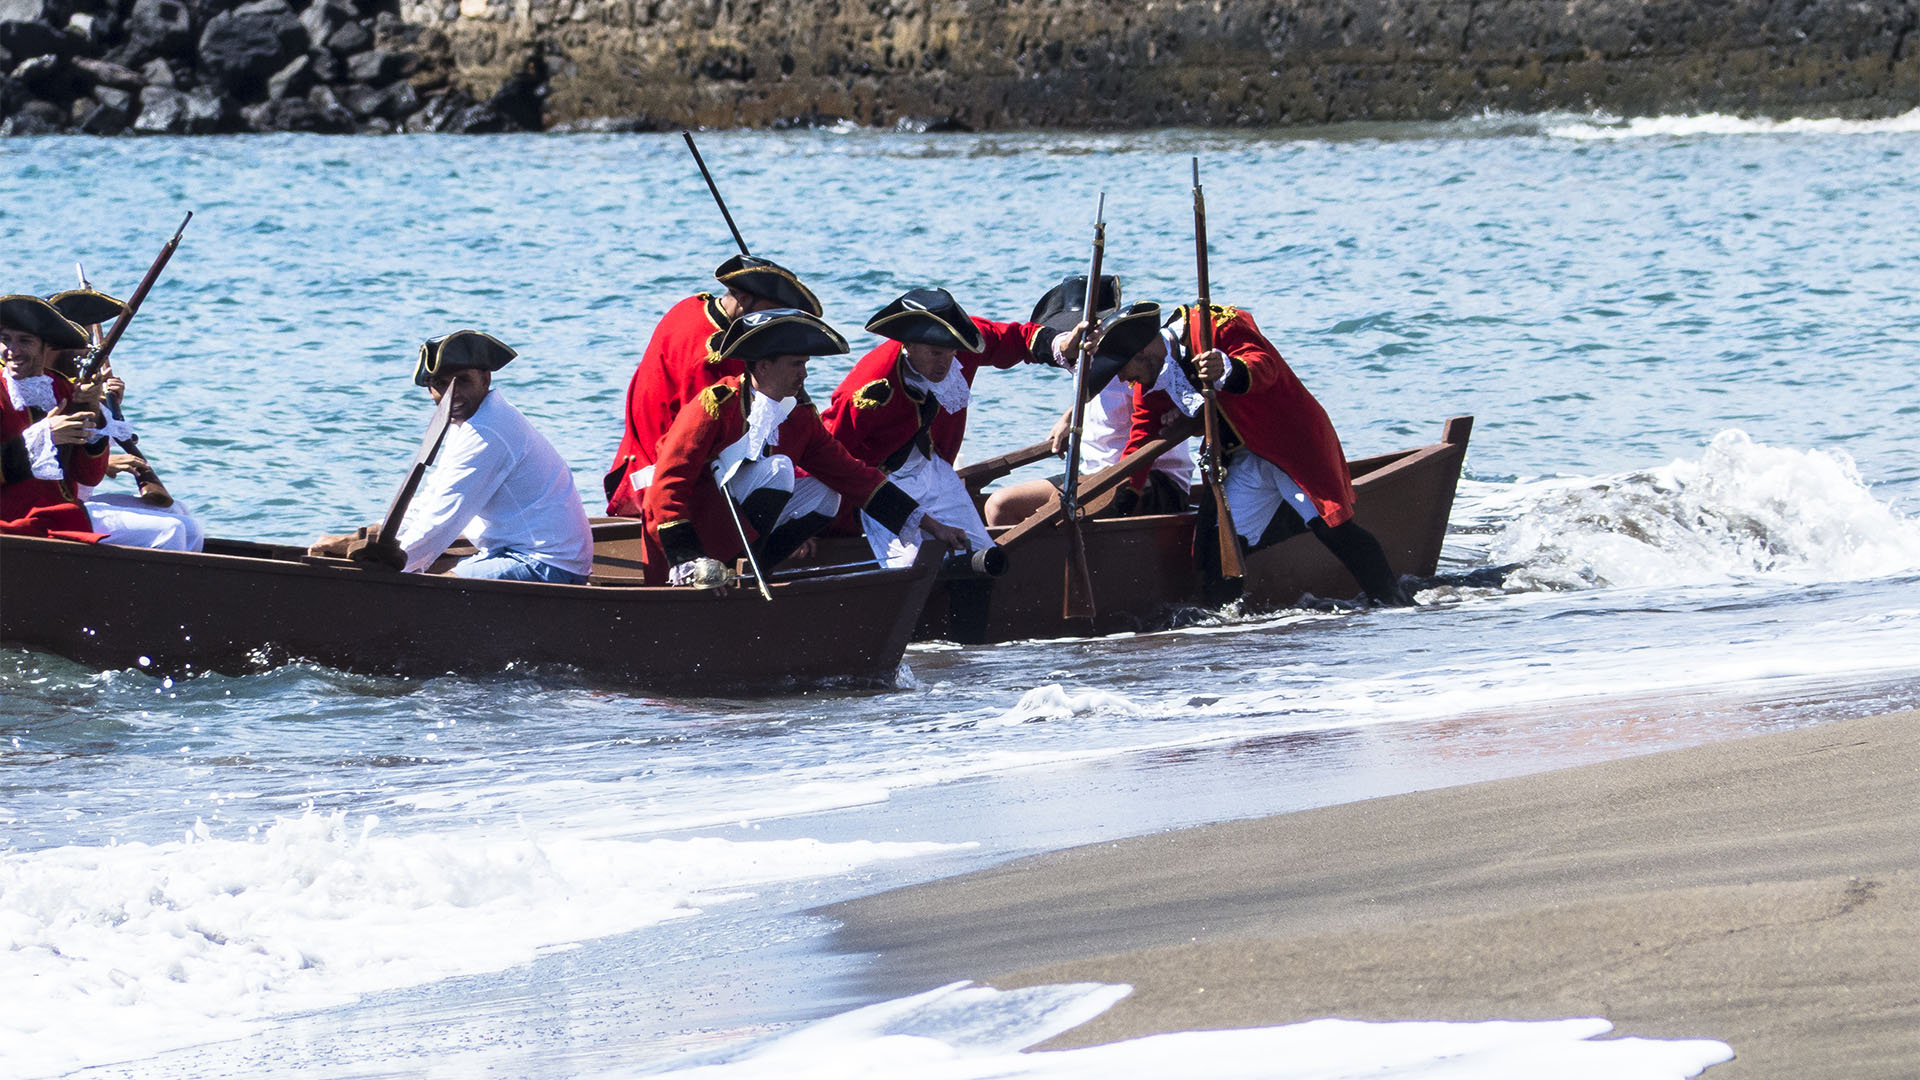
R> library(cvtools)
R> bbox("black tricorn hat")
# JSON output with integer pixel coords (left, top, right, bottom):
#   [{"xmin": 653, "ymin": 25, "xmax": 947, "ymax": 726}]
[
  {"xmin": 413, "ymin": 329, "xmax": 518, "ymax": 387},
  {"xmin": 0, "ymin": 294, "xmax": 89, "ymax": 350},
  {"xmin": 864, "ymin": 287, "xmax": 986, "ymax": 353},
  {"xmin": 716, "ymin": 308, "xmax": 850, "ymax": 362},
  {"xmin": 1085, "ymin": 301, "xmax": 1163, "ymax": 391},
  {"xmin": 714, "ymin": 255, "xmax": 822, "ymax": 317},
  {"xmin": 1030, "ymin": 274, "xmax": 1122, "ymax": 333},
  {"xmin": 48, "ymin": 288, "xmax": 127, "ymax": 329}
]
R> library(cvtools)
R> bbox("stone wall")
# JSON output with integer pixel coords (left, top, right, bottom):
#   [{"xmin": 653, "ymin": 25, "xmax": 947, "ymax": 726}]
[{"xmin": 407, "ymin": 0, "xmax": 1920, "ymax": 131}]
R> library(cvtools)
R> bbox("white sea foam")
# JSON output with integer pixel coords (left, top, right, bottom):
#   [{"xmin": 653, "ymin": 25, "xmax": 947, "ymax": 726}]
[
  {"xmin": 987, "ymin": 685, "xmax": 1146, "ymax": 727},
  {"xmin": 1543, "ymin": 107, "xmax": 1920, "ymax": 139},
  {"xmin": 637, "ymin": 981, "xmax": 1733, "ymax": 1079},
  {"xmin": 1473, "ymin": 431, "xmax": 1920, "ymax": 591},
  {"xmin": 0, "ymin": 812, "xmax": 960, "ymax": 1078}
]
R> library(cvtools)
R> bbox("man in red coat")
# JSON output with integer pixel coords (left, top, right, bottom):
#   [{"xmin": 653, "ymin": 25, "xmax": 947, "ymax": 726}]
[
  {"xmin": 644, "ymin": 308, "xmax": 969, "ymax": 586},
  {"xmin": 820, "ymin": 287, "xmax": 1077, "ymax": 567},
  {"xmin": 1087, "ymin": 300, "xmax": 1411, "ymax": 606},
  {"xmin": 604, "ymin": 255, "xmax": 821, "ymax": 516},
  {"xmin": 1, "ymin": 295, "xmax": 110, "ymax": 539}
]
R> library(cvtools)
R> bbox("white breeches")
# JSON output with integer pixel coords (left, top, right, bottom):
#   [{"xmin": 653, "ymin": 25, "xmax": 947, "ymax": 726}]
[
  {"xmin": 721, "ymin": 454, "xmax": 841, "ymax": 529},
  {"xmin": 1222, "ymin": 448, "xmax": 1319, "ymax": 544},
  {"xmin": 86, "ymin": 493, "xmax": 205, "ymax": 552},
  {"xmin": 861, "ymin": 449, "xmax": 992, "ymax": 568}
]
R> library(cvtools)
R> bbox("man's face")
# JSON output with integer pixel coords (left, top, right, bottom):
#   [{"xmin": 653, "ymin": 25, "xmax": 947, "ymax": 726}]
[
  {"xmin": 427, "ymin": 368, "xmax": 491, "ymax": 424},
  {"xmin": 749, "ymin": 354, "xmax": 809, "ymax": 401},
  {"xmin": 722, "ymin": 288, "xmax": 781, "ymax": 319},
  {"xmin": 0, "ymin": 329, "xmax": 49, "ymax": 379},
  {"xmin": 903, "ymin": 341, "xmax": 958, "ymax": 383},
  {"xmin": 1117, "ymin": 334, "xmax": 1168, "ymax": 386}
]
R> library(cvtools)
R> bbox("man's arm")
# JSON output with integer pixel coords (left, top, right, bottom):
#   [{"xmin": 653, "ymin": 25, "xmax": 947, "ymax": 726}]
[{"xmin": 392, "ymin": 432, "xmax": 506, "ymax": 573}]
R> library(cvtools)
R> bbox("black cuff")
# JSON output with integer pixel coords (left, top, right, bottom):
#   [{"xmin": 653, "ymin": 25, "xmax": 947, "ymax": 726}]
[
  {"xmin": 1028, "ymin": 327, "xmax": 1066, "ymax": 368},
  {"xmin": 1216, "ymin": 357, "xmax": 1251, "ymax": 394},
  {"xmin": 865, "ymin": 482, "xmax": 919, "ymax": 535},
  {"xmin": 656, "ymin": 519, "xmax": 707, "ymax": 566}
]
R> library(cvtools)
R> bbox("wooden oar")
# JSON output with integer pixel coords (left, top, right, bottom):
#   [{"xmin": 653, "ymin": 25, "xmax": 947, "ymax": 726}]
[
  {"xmin": 1191, "ymin": 158, "xmax": 1245, "ymax": 580},
  {"xmin": 957, "ymin": 437, "xmax": 1054, "ymax": 496},
  {"xmin": 995, "ymin": 417, "xmax": 1200, "ymax": 550},
  {"xmin": 345, "ymin": 388, "xmax": 455, "ymax": 570}
]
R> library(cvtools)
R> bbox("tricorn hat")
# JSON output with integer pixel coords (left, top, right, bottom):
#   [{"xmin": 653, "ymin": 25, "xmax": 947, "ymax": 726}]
[
  {"xmin": 48, "ymin": 288, "xmax": 127, "ymax": 329},
  {"xmin": 1084, "ymin": 301, "xmax": 1163, "ymax": 391},
  {"xmin": 413, "ymin": 329, "xmax": 517, "ymax": 387},
  {"xmin": 864, "ymin": 287, "xmax": 986, "ymax": 353},
  {"xmin": 716, "ymin": 308, "xmax": 850, "ymax": 362},
  {"xmin": 714, "ymin": 255, "xmax": 822, "ymax": 317},
  {"xmin": 0, "ymin": 294, "xmax": 89, "ymax": 351},
  {"xmin": 1030, "ymin": 274, "xmax": 1122, "ymax": 333}
]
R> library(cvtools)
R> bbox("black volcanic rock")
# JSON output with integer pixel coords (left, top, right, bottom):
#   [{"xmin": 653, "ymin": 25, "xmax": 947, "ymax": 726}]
[
  {"xmin": 123, "ymin": 0, "xmax": 196, "ymax": 64},
  {"xmin": 197, "ymin": 7, "xmax": 307, "ymax": 99}
]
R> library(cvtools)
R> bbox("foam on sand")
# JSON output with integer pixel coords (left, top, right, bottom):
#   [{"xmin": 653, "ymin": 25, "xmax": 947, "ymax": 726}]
[
  {"xmin": 644, "ymin": 981, "xmax": 1733, "ymax": 1079},
  {"xmin": 0, "ymin": 811, "xmax": 961, "ymax": 1078}
]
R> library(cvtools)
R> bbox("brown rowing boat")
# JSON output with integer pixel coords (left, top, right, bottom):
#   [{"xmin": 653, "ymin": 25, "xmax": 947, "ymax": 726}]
[
  {"xmin": 0, "ymin": 535, "xmax": 941, "ymax": 691},
  {"xmin": 591, "ymin": 415, "xmax": 1472, "ymax": 643}
]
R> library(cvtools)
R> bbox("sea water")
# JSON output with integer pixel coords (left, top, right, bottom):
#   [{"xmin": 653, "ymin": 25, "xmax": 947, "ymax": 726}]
[{"xmin": 2, "ymin": 110, "xmax": 1918, "ymax": 1078}]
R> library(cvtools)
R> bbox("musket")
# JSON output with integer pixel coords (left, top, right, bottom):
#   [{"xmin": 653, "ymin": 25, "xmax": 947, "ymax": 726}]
[
  {"xmin": 1192, "ymin": 159, "xmax": 1245, "ymax": 581},
  {"xmin": 683, "ymin": 131, "xmax": 751, "ymax": 256},
  {"xmin": 1057, "ymin": 194, "xmax": 1105, "ymax": 621},
  {"xmin": 69, "ymin": 212, "xmax": 192, "ymax": 390},
  {"xmin": 76, "ymin": 262, "xmax": 172, "ymax": 507}
]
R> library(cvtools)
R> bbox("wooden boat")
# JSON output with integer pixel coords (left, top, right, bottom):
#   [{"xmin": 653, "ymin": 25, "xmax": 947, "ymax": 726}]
[
  {"xmin": 0, "ymin": 535, "xmax": 941, "ymax": 691},
  {"xmin": 590, "ymin": 415, "xmax": 1473, "ymax": 644}
]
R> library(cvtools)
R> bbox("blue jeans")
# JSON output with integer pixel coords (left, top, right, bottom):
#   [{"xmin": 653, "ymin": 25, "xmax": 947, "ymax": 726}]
[{"xmin": 451, "ymin": 550, "xmax": 588, "ymax": 585}]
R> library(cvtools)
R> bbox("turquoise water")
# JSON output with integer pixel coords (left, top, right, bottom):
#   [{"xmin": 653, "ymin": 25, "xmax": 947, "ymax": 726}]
[{"xmin": 3, "ymin": 115, "xmax": 1919, "ymax": 1076}]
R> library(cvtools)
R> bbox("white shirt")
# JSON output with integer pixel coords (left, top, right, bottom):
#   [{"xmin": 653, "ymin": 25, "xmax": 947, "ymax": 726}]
[
  {"xmin": 395, "ymin": 392, "xmax": 593, "ymax": 576},
  {"xmin": 1081, "ymin": 375, "xmax": 1196, "ymax": 481}
]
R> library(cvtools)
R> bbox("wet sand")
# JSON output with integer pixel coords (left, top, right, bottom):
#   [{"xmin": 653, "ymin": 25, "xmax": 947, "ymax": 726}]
[{"xmin": 826, "ymin": 709, "xmax": 1920, "ymax": 1077}]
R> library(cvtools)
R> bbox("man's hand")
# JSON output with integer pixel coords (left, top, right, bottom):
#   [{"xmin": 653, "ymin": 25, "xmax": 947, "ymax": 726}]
[
  {"xmin": 308, "ymin": 532, "xmax": 359, "ymax": 558},
  {"xmin": 919, "ymin": 517, "xmax": 971, "ymax": 550},
  {"xmin": 1053, "ymin": 319, "xmax": 1092, "ymax": 365},
  {"xmin": 1048, "ymin": 410, "xmax": 1074, "ymax": 455},
  {"xmin": 47, "ymin": 412, "xmax": 98, "ymax": 446},
  {"xmin": 104, "ymin": 453, "xmax": 144, "ymax": 477},
  {"xmin": 69, "ymin": 377, "xmax": 107, "ymax": 407},
  {"xmin": 103, "ymin": 373, "xmax": 126, "ymax": 399},
  {"xmin": 1193, "ymin": 348, "xmax": 1228, "ymax": 385}
]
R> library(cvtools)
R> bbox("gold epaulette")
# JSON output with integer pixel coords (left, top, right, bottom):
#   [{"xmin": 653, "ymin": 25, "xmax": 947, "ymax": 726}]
[
  {"xmin": 1209, "ymin": 303, "xmax": 1240, "ymax": 323},
  {"xmin": 699, "ymin": 382, "xmax": 736, "ymax": 419},
  {"xmin": 703, "ymin": 329, "xmax": 726, "ymax": 366},
  {"xmin": 853, "ymin": 378, "xmax": 893, "ymax": 410}
]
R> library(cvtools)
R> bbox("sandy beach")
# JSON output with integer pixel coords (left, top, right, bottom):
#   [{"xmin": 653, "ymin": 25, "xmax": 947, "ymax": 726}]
[{"xmin": 826, "ymin": 709, "xmax": 1920, "ymax": 1077}]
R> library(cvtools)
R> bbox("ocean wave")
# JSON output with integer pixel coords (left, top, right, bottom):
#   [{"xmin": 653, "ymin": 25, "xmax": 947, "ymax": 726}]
[
  {"xmin": 1540, "ymin": 107, "xmax": 1920, "ymax": 139},
  {"xmin": 0, "ymin": 811, "xmax": 958, "ymax": 1078},
  {"xmin": 1460, "ymin": 431, "xmax": 1920, "ymax": 591}
]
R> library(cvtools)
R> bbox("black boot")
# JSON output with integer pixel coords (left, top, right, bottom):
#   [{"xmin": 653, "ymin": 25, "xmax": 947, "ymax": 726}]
[
  {"xmin": 1311, "ymin": 519, "xmax": 1413, "ymax": 607},
  {"xmin": 753, "ymin": 511, "xmax": 832, "ymax": 570},
  {"xmin": 738, "ymin": 487, "xmax": 793, "ymax": 537}
]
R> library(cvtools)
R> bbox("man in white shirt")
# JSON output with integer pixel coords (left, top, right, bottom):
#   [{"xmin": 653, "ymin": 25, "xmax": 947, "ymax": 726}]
[{"xmin": 310, "ymin": 331, "xmax": 594, "ymax": 584}]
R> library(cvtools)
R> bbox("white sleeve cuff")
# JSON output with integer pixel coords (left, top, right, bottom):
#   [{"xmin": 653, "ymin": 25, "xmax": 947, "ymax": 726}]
[{"xmin": 23, "ymin": 418, "xmax": 65, "ymax": 480}]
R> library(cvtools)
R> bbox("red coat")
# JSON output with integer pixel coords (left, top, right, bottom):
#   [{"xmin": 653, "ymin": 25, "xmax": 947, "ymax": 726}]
[
  {"xmin": 821, "ymin": 317, "xmax": 1058, "ymax": 472},
  {"xmin": 604, "ymin": 293, "xmax": 735, "ymax": 516},
  {"xmin": 2, "ymin": 373, "xmax": 109, "ymax": 538},
  {"xmin": 641, "ymin": 376, "xmax": 902, "ymax": 584},
  {"xmin": 1125, "ymin": 305, "xmax": 1356, "ymax": 527}
]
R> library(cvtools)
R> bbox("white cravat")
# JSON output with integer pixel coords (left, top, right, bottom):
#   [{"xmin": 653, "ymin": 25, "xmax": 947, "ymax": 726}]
[
  {"xmin": 903, "ymin": 358, "xmax": 970, "ymax": 414},
  {"xmin": 714, "ymin": 389, "xmax": 796, "ymax": 484}
]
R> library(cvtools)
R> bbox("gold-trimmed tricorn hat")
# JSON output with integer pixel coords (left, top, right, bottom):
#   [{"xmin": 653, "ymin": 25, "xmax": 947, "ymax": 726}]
[
  {"xmin": 714, "ymin": 255, "xmax": 822, "ymax": 316},
  {"xmin": 716, "ymin": 308, "xmax": 850, "ymax": 362},
  {"xmin": 48, "ymin": 288, "xmax": 127, "ymax": 329},
  {"xmin": 413, "ymin": 330, "xmax": 518, "ymax": 387},
  {"xmin": 864, "ymin": 287, "xmax": 986, "ymax": 353},
  {"xmin": 1030, "ymin": 274, "xmax": 1122, "ymax": 333},
  {"xmin": 0, "ymin": 294, "xmax": 89, "ymax": 350},
  {"xmin": 1084, "ymin": 301, "xmax": 1162, "ymax": 391}
]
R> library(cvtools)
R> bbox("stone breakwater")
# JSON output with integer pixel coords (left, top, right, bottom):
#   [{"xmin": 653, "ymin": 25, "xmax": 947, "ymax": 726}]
[{"xmin": 5, "ymin": 0, "xmax": 1919, "ymax": 134}]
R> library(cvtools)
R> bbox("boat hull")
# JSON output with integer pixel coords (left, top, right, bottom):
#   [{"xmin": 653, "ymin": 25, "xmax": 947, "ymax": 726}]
[{"xmin": 0, "ymin": 536, "xmax": 940, "ymax": 692}]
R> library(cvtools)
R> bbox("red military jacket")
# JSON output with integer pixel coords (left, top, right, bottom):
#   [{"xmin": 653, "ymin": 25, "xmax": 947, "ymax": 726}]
[
  {"xmin": 820, "ymin": 317, "xmax": 1059, "ymax": 473},
  {"xmin": 1125, "ymin": 304, "xmax": 1357, "ymax": 527},
  {"xmin": 641, "ymin": 376, "xmax": 905, "ymax": 584},
  {"xmin": 1, "ymin": 372, "xmax": 109, "ymax": 538},
  {"xmin": 604, "ymin": 293, "xmax": 736, "ymax": 516}
]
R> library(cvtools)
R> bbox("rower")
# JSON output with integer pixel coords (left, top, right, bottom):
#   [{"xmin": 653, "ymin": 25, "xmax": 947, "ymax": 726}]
[
  {"xmin": 983, "ymin": 274, "xmax": 1197, "ymax": 526},
  {"xmin": 820, "ymin": 287, "xmax": 1082, "ymax": 568},
  {"xmin": 309, "ymin": 331, "xmax": 594, "ymax": 583},
  {"xmin": 1, "ymin": 295, "xmax": 110, "ymax": 538},
  {"xmin": 1087, "ymin": 300, "xmax": 1413, "ymax": 607},
  {"xmin": 45, "ymin": 287, "xmax": 204, "ymax": 552},
  {"xmin": 645, "ymin": 308, "xmax": 969, "ymax": 586},
  {"xmin": 603, "ymin": 255, "xmax": 821, "ymax": 517}
]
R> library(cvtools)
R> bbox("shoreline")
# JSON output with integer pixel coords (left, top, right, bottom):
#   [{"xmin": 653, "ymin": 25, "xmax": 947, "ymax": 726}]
[{"xmin": 824, "ymin": 708, "xmax": 1920, "ymax": 1078}]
